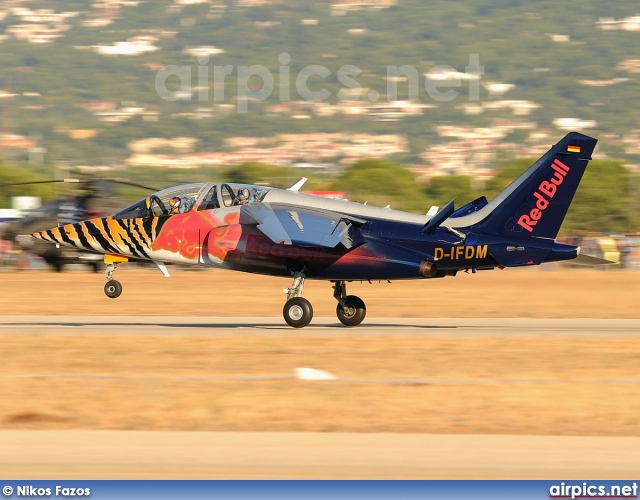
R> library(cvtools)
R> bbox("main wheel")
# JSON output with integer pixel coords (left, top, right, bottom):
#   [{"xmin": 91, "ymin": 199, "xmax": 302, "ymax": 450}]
[
  {"xmin": 283, "ymin": 297, "xmax": 313, "ymax": 328},
  {"xmin": 104, "ymin": 280, "xmax": 123, "ymax": 299},
  {"xmin": 336, "ymin": 295, "xmax": 366, "ymax": 327}
]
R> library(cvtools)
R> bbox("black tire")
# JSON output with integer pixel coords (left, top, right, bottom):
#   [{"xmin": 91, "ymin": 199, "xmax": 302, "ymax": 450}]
[
  {"xmin": 104, "ymin": 280, "xmax": 123, "ymax": 299},
  {"xmin": 283, "ymin": 297, "xmax": 313, "ymax": 328},
  {"xmin": 336, "ymin": 295, "xmax": 366, "ymax": 327}
]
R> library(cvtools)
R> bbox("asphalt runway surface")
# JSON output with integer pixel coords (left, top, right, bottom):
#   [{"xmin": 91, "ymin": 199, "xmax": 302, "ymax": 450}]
[
  {"xmin": 2, "ymin": 315, "xmax": 640, "ymax": 338},
  {"xmin": 1, "ymin": 316, "xmax": 639, "ymax": 479}
]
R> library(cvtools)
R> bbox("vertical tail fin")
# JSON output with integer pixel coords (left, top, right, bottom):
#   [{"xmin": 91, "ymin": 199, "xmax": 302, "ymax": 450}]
[{"xmin": 451, "ymin": 132, "xmax": 597, "ymax": 240}]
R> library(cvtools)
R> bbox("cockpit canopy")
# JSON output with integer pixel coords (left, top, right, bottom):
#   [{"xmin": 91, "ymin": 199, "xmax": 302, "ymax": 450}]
[{"xmin": 113, "ymin": 182, "xmax": 271, "ymax": 220}]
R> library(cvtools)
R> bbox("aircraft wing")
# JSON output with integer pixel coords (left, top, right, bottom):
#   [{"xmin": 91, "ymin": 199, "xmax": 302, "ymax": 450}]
[{"xmin": 245, "ymin": 204, "xmax": 366, "ymax": 249}]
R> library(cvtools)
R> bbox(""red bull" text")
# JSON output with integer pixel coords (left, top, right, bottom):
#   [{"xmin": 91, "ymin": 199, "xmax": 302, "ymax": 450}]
[{"xmin": 517, "ymin": 159, "xmax": 570, "ymax": 232}]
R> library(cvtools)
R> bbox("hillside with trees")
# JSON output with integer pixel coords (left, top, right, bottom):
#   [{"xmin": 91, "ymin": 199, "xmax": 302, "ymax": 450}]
[{"xmin": 1, "ymin": 0, "xmax": 640, "ymax": 231}]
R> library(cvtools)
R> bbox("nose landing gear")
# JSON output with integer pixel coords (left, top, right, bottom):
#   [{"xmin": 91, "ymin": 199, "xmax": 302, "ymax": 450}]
[
  {"xmin": 103, "ymin": 254, "xmax": 128, "ymax": 299},
  {"xmin": 104, "ymin": 277, "xmax": 122, "ymax": 299}
]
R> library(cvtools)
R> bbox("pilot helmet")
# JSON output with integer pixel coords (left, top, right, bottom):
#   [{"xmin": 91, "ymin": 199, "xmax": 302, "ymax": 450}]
[
  {"xmin": 237, "ymin": 189, "xmax": 249, "ymax": 202},
  {"xmin": 169, "ymin": 196, "xmax": 182, "ymax": 210}
]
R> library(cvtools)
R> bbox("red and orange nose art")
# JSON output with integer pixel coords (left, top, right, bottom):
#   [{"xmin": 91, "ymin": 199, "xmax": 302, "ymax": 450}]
[
  {"xmin": 151, "ymin": 211, "xmax": 242, "ymax": 263},
  {"xmin": 33, "ymin": 211, "xmax": 243, "ymax": 265}
]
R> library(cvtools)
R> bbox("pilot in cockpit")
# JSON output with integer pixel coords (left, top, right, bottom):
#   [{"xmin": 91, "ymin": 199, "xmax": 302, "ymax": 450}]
[
  {"xmin": 169, "ymin": 196, "xmax": 182, "ymax": 215},
  {"xmin": 236, "ymin": 188, "xmax": 250, "ymax": 205}
]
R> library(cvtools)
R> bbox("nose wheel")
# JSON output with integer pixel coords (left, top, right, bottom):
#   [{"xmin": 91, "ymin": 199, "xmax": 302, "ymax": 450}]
[
  {"xmin": 104, "ymin": 280, "xmax": 122, "ymax": 299},
  {"xmin": 103, "ymin": 261, "xmax": 124, "ymax": 299}
]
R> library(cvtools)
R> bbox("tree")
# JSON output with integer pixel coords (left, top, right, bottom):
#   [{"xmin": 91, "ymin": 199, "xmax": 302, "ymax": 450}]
[
  {"xmin": 0, "ymin": 162, "xmax": 58, "ymax": 207},
  {"xmin": 333, "ymin": 158, "xmax": 422, "ymax": 212},
  {"xmin": 565, "ymin": 159, "xmax": 633, "ymax": 234},
  {"xmin": 223, "ymin": 162, "xmax": 296, "ymax": 188},
  {"xmin": 423, "ymin": 175, "xmax": 479, "ymax": 211}
]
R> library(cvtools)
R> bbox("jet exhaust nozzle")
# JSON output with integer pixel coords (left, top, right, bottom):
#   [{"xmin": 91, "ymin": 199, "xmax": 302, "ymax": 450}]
[{"xmin": 419, "ymin": 260, "xmax": 438, "ymax": 278}]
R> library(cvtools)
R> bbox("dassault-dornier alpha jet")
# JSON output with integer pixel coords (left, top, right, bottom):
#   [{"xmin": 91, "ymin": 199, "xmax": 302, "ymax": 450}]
[{"xmin": 33, "ymin": 132, "xmax": 602, "ymax": 328}]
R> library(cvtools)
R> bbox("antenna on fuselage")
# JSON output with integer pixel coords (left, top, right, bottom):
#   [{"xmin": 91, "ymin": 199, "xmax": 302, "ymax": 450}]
[{"xmin": 287, "ymin": 178, "xmax": 308, "ymax": 192}]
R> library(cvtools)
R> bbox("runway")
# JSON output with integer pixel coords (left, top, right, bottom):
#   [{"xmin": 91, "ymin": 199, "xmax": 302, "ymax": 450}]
[
  {"xmin": 2, "ymin": 315, "xmax": 640, "ymax": 338},
  {"xmin": 1, "ymin": 317, "xmax": 640, "ymax": 384},
  {"xmin": 1, "ymin": 316, "xmax": 639, "ymax": 479}
]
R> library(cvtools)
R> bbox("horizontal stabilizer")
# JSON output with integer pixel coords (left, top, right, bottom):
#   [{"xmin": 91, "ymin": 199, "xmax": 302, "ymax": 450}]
[
  {"xmin": 449, "ymin": 196, "xmax": 488, "ymax": 218},
  {"xmin": 421, "ymin": 199, "xmax": 455, "ymax": 234}
]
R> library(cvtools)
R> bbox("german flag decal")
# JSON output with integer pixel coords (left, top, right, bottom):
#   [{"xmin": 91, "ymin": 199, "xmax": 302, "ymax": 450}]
[{"xmin": 567, "ymin": 145, "xmax": 580, "ymax": 153}]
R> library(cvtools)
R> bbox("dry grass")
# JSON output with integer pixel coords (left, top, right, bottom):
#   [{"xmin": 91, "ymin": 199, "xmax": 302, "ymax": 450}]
[
  {"xmin": 1, "ymin": 267, "xmax": 639, "ymax": 435},
  {"xmin": 1, "ymin": 266, "xmax": 639, "ymax": 317},
  {"xmin": 1, "ymin": 333, "xmax": 639, "ymax": 436}
]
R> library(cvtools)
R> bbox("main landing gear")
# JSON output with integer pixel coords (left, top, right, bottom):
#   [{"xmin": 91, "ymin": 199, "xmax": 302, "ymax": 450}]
[
  {"xmin": 283, "ymin": 272, "xmax": 313, "ymax": 328},
  {"xmin": 103, "ymin": 262, "xmax": 122, "ymax": 299},
  {"xmin": 281, "ymin": 272, "xmax": 367, "ymax": 328},
  {"xmin": 333, "ymin": 281, "xmax": 366, "ymax": 327}
]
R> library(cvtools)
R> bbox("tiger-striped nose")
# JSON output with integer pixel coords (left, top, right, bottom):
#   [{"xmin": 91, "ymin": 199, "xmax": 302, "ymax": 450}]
[
  {"xmin": 31, "ymin": 227, "xmax": 64, "ymax": 244},
  {"xmin": 30, "ymin": 224, "xmax": 83, "ymax": 249}
]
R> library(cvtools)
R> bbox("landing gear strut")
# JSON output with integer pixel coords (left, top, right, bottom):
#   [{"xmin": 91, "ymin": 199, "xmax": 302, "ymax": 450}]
[
  {"xmin": 103, "ymin": 262, "xmax": 122, "ymax": 299},
  {"xmin": 333, "ymin": 281, "xmax": 366, "ymax": 327},
  {"xmin": 281, "ymin": 275, "xmax": 367, "ymax": 328},
  {"xmin": 102, "ymin": 254, "xmax": 129, "ymax": 299},
  {"xmin": 283, "ymin": 271, "xmax": 313, "ymax": 328}
]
